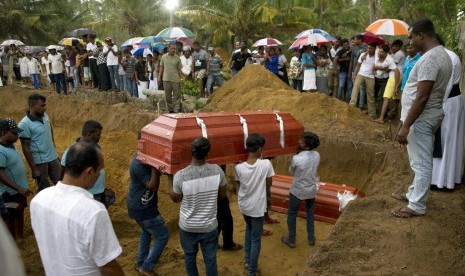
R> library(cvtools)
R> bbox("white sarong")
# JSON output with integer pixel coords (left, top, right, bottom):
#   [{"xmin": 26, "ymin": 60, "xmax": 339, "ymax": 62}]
[{"xmin": 302, "ymin": 69, "xmax": 317, "ymax": 91}]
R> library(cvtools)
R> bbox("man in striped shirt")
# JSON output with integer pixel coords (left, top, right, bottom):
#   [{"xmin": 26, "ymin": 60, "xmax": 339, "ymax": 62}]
[{"xmin": 169, "ymin": 137, "xmax": 226, "ymax": 276}]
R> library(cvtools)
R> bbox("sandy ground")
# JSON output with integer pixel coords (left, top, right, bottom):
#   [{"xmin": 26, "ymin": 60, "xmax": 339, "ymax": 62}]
[{"xmin": 1, "ymin": 70, "xmax": 465, "ymax": 276}]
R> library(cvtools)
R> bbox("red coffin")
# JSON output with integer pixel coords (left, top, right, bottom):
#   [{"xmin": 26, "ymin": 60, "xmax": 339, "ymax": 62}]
[
  {"xmin": 271, "ymin": 175, "xmax": 365, "ymax": 224},
  {"xmin": 137, "ymin": 112, "xmax": 304, "ymax": 174}
]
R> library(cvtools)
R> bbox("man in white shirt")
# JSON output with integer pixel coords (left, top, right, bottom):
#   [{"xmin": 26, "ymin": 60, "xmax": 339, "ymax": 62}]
[
  {"xmin": 328, "ymin": 37, "xmax": 342, "ymax": 96},
  {"xmin": 234, "ymin": 133, "xmax": 275, "ymax": 276},
  {"xmin": 47, "ymin": 47, "xmax": 66, "ymax": 94},
  {"xmin": 350, "ymin": 42, "xmax": 377, "ymax": 117},
  {"xmin": 103, "ymin": 37, "xmax": 118, "ymax": 91},
  {"xmin": 31, "ymin": 142, "xmax": 124, "ymax": 276},
  {"xmin": 86, "ymin": 34, "xmax": 99, "ymax": 88}
]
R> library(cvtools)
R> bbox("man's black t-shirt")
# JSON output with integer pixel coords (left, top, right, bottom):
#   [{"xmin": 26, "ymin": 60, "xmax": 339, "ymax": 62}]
[
  {"xmin": 336, "ymin": 49, "xmax": 350, "ymax": 73},
  {"xmin": 232, "ymin": 51, "xmax": 252, "ymax": 71}
]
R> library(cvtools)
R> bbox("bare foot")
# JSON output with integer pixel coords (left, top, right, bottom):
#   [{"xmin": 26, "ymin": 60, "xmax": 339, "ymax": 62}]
[{"xmin": 372, "ymin": 118, "xmax": 385, "ymax": 124}]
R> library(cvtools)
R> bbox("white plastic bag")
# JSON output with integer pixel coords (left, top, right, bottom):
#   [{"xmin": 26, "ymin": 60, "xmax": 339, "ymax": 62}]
[{"xmin": 337, "ymin": 190, "xmax": 358, "ymax": 211}]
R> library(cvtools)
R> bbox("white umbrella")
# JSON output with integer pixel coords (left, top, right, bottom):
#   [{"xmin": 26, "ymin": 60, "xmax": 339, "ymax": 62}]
[
  {"xmin": 252, "ymin": 38, "xmax": 283, "ymax": 47},
  {"xmin": 1, "ymin": 39, "xmax": 25, "ymax": 46}
]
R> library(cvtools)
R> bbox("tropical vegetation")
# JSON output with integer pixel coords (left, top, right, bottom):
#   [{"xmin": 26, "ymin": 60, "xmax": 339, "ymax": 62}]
[{"xmin": 0, "ymin": 0, "xmax": 463, "ymax": 53}]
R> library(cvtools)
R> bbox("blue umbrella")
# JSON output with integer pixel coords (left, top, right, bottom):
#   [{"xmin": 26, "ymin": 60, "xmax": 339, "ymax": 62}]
[{"xmin": 132, "ymin": 47, "xmax": 153, "ymax": 57}]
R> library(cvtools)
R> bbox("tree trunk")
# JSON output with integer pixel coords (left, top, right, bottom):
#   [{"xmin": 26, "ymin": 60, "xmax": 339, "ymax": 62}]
[{"xmin": 368, "ymin": 0, "xmax": 376, "ymax": 23}]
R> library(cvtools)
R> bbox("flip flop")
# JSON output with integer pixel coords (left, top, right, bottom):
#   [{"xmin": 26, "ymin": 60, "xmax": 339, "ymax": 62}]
[
  {"xmin": 222, "ymin": 243, "xmax": 243, "ymax": 251},
  {"xmin": 262, "ymin": 229, "xmax": 273, "ymax": 236},
  {"xmin": 391, "ymin": 193, "xmax": 408, "ymax": 202},
  {"xmin": 265, "ymin": 218, "xmax": 280, "ymax": 224},
  {"xmin": 391, "ymin": 206, "xmax": 424, "ymax": 218}
]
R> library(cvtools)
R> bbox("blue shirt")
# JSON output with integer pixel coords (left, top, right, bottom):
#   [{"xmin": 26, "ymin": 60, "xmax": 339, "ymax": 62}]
[
  {"xmin": 265, "ymin": 55, "xmax": 279, "ymax": 74},
  {"xmin": 127, "ymin": 156, "xmax": 159, "ymax": 221},
  {"xmin": 0, "ymin": 143, "xmax": 28, "ymax": 195},
  {"xmin": 401, "ymin": 53, "xmax": 420, "ymax": 91},
  {"xmin": 61, "ymin": 143, "xmax": 105, "ymax": 195},
  {"xmin": 301, "ymin": 52, "xmax": 315, "ymax": 71},
  {"xmin": 18, "ymin": 113, "xmax": 58, "ymax": 164}
]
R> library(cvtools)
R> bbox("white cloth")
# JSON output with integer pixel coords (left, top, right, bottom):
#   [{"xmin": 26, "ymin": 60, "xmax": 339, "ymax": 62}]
[
  {"xmin": 431, "ymin": 49, "xmax": 464, "ymax": 189},
  {"xmin": 302, "ymin": 69, "xmax": 317, "ymax": 90},
  {"xmin": 374, "ymin": 55, "xmax": 396, "ymax": 78},
  {"xmin": 27, "ymin": 58, "xmax": 40, "ymax": 75},
  {"xmin": 180, "ymin": 55, "xmax": 192, "ymax": 76},
  {"xmin": 0, "ymin": 219, "xmax": 26, "ymax": 276},
  {"xmin": 87, "ymin": 42, "xmax": 97, "ymax": 59},
  {"xmin": 20, "ymin": 57, "xmax": 29, "ymax": 77},
  {"xmin": 103, "ymin": 45, "xmax": 118, "ymax": 65},
  {"xmin": 137, "ymin": 81, "xmax": 148, "ymax": 99},
  {"xmin": 30, "ymin": 182, "xmax": 122, "ymax": 276},
  {"xmin": 357, "ymin": 53, "xmax": 375, "ymax": 78},
  {"xmin": 41, "ymin": 56, "xmax": 50, "ymax": 75},
  {"xmin": 149, "ymin": 79, "xmax": 158, "ymax": 90},
  {"xmin": 234, "ymin": 159, "xmax": 275, "ymax": 217},
  {"xmin": 48, "ymin": 54, "xmax": 63, "ymax": 74}
]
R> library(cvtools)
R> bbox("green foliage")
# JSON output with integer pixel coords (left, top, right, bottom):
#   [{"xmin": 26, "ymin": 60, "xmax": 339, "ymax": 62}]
[{"xmin": 181, "ymin": 78, "xmax": 199, "ymax": 97}]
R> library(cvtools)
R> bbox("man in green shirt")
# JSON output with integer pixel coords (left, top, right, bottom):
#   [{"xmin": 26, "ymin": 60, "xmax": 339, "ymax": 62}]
[{"xmin": 158, "ymin": 44, "xmax": 182, "ymax": 113}]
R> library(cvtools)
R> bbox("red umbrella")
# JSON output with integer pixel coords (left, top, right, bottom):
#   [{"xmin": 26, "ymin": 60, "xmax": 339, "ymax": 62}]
[
  {"xmin": 252, "ymin": 38, "xmax": 283, "ymax": 47},
  {"xmin": 362, "ymin": 32, "xmax": 386, "ymax": 45},
  {"xmin": 176, "ymin": 37, "xmax": 193, "ymax": 47}
]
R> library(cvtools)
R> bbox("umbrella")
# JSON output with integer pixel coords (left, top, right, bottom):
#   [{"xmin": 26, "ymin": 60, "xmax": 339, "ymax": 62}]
[
  {"xmin": 139, "ymin": 36, "xmax": 165, "ymax": 48},
  {"xmin": 295, "ymin": 29, "xmax": 333, "ymax": 39},
  {"xmin": 132, "ymin": 47, "xmax": 153, "ymax": 57},
  {"xmin": 66, "ymin": 28, "xmax": 96, "ymax": 37},
  {"xmin": 46, "ymin": 45, "xmax": 65, "ymax": 52},
  {"xmin": 176, "ymin": 37, "xmax": 194, "ymax": 47},
  {"xmin": 58, "ymin": 37, "xmax": 84, "ymax": 47},
  {"xmin": 362, "ymin": 32, "xmax": 386, "ymax": 45},
  {"xmin": 1, "ymin": 39, "xmax": 25, "ymax": 46},
  {"xmin": 121, "ymin": 37, "xmax": 144, "ymax": 50},
  {"xmin": 156, "ymin": 27, "xmax": 195, "ymax": 39},
  {"xmin": 289, "ymin": 33, "xmax": 336, "ymax": 49},
  {"xmin": 252, "ymin": 38, "xmax": 283, "ymax": 47},
  {"xmin": 23, "ymin": 46, "xmax": 46, "ymax": 54},
  {"xmin": 365, "ymin": 19, "xmax": 409, "ymax": 36}
]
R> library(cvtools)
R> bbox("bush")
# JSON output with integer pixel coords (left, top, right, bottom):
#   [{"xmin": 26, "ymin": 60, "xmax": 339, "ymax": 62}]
[{"xmin": 181, "ymin": 78, "xmax": 198, "ymax": 97}]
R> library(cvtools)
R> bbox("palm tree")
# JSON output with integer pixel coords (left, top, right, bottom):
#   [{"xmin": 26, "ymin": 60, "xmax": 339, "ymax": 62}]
[{"xmin": 176, "ymin": 0, "xmax": 316, "ymax": 48}]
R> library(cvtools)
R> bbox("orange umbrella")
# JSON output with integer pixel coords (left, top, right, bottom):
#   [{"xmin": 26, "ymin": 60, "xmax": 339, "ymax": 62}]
[{"xmin": 365, "ymin": 19, "xmax": 409, "ymax": 36}]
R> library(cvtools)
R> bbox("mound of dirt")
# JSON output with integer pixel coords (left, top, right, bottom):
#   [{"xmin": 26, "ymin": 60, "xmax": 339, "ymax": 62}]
[{"xmin": 207, "ymin": 65, "xmax": 389, "ymax": 143}]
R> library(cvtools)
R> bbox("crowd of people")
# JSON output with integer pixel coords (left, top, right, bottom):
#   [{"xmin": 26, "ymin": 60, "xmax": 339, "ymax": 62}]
[{"xmin": 0, "ymin": 18, "xmax": 464, "ymax": 276}]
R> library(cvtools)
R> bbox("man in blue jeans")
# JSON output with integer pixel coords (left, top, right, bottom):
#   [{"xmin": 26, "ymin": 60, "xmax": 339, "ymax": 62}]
[
  {"xmin": 392, "ymin": 19, "xmax": 452, "ymax": 218},
  {"xmin": 281, "ymin": 132, "xmax": 320, "ymax": 248},
  {"xmin": 234, "ymin": 133, "xmax": 275, "ymax": 276},
  {"xmin": 170, "ymin": 137, "xmax": 226, "ymax": 276},
  {"xmin": 127, "ymin": 132, "xmax": 169, "ymax": 275}
]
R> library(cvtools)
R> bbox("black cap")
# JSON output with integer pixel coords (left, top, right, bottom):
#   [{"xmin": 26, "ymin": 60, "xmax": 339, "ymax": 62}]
[{"xmin": 0, "ymin": 118, "xmax": 22, "ymax": 134}]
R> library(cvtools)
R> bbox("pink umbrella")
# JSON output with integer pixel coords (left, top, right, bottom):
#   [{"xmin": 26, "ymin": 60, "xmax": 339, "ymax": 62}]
[
  {"xmin": 176, "ymin": 37, "xmax": 193, "ymax": 47},
  {"xmin": 252, "ymin": 38, "xmax": 283, "ymax": 47},
  {"xmin": 289, "ymin": 33, "xmax": 336, "ymax": 49}
]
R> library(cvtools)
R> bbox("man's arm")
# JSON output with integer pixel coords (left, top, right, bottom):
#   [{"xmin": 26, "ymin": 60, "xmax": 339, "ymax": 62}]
[
  {"xmin": 218, "ymin": 184, "xmax": 227, "ymax": 199},
  {"xmin": 352, "ymin": 63, "xmax": 361, "ymax": 81},
  {"xmin": 144, "ymin": 167, "xmax": 161, "ymax": 192},
  {"xmin": 168, "ymin": 174, "xmax": 182, "ymax": 203},
  {"xmin": 0, "ymin": 170, "xmax": 32, "ymax": 196},
  {"xmin": 20, "ymin": 139, "xmax": 40, "ymax": 179},
  {"xmin": 98, "ymin": 259, "xmax": 125, "ymax": 276},
  {"xmin": 397, "ymin": 80, "xmax": 434, "ymax": 145},
  {"xmin": 266, "ymin": 177, "xmax": 273, "ymax": 188}
]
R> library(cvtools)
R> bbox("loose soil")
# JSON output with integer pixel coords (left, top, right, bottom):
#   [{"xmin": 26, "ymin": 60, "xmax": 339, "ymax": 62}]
[{"xmin": 1, "ymin": 66, "xmax": 464, "ymax": 276}]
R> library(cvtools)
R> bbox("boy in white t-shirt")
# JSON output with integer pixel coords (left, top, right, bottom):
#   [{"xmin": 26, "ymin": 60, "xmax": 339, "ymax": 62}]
[
  {"xmin": 234, "ymin": 133, "xmax": 275, "ymax": 276},
  {"xmin": 373, "ymin": 44, "xmax": 400, "ymax": 123}
]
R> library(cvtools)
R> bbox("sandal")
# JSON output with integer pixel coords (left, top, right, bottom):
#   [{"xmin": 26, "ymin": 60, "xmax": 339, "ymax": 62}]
[
  {"xmin": 222, "ymin": 243, "xmax": 243, "ymax": 251},
  {"xmin": 262, "ymin": 229, "xmax": 273, "ymax": 236},
  {"xmin": 265, "ymin": 218, "xmax": 280, "ymax": 224},
  {"xmin": 281, "ymin": 236, "xmax": 296, "ymax": 248},
  {"xmin": 391, "ymin": 206, "xmax": 424, "ymax": 218},
  {"xmin": 391, "ymin": 193, "xmax": 408, "ymax": 202}
]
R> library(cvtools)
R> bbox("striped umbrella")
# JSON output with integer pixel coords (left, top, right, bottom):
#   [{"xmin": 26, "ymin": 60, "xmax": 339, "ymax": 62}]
[
  {"xmin": 139, "ymin": 36, "xmax": 165, "ymax": 48},
  {"xmin": 156, "ymin": 27, "xmax": 195, "ymax": 39},
  {"xmin": 289, "ymin": 33, "xmax": 337, "ymax": 49},
  {"xmin": 295, "ymin": 29, "xmax": 333, "ymax": 39},
  {"xmin": 365, "ymin": 19, "xmax": 409, "ymax": 36},
  {"xmin": 120, "ymin": 37, "xmax": 144, "ymax": 50},
  {"xmin": 252, "ymin": 38, "xmax": 283, "ymax": 47}
]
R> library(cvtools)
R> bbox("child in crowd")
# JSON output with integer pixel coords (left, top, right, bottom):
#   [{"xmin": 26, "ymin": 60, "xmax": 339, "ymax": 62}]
[
  {"xmin": 234, "ymin": 133, "xmax": 275, "ymax": 276},
  {"xmin": 282, "ymin": 132, "xmax": 320, "ymax": 248}
]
